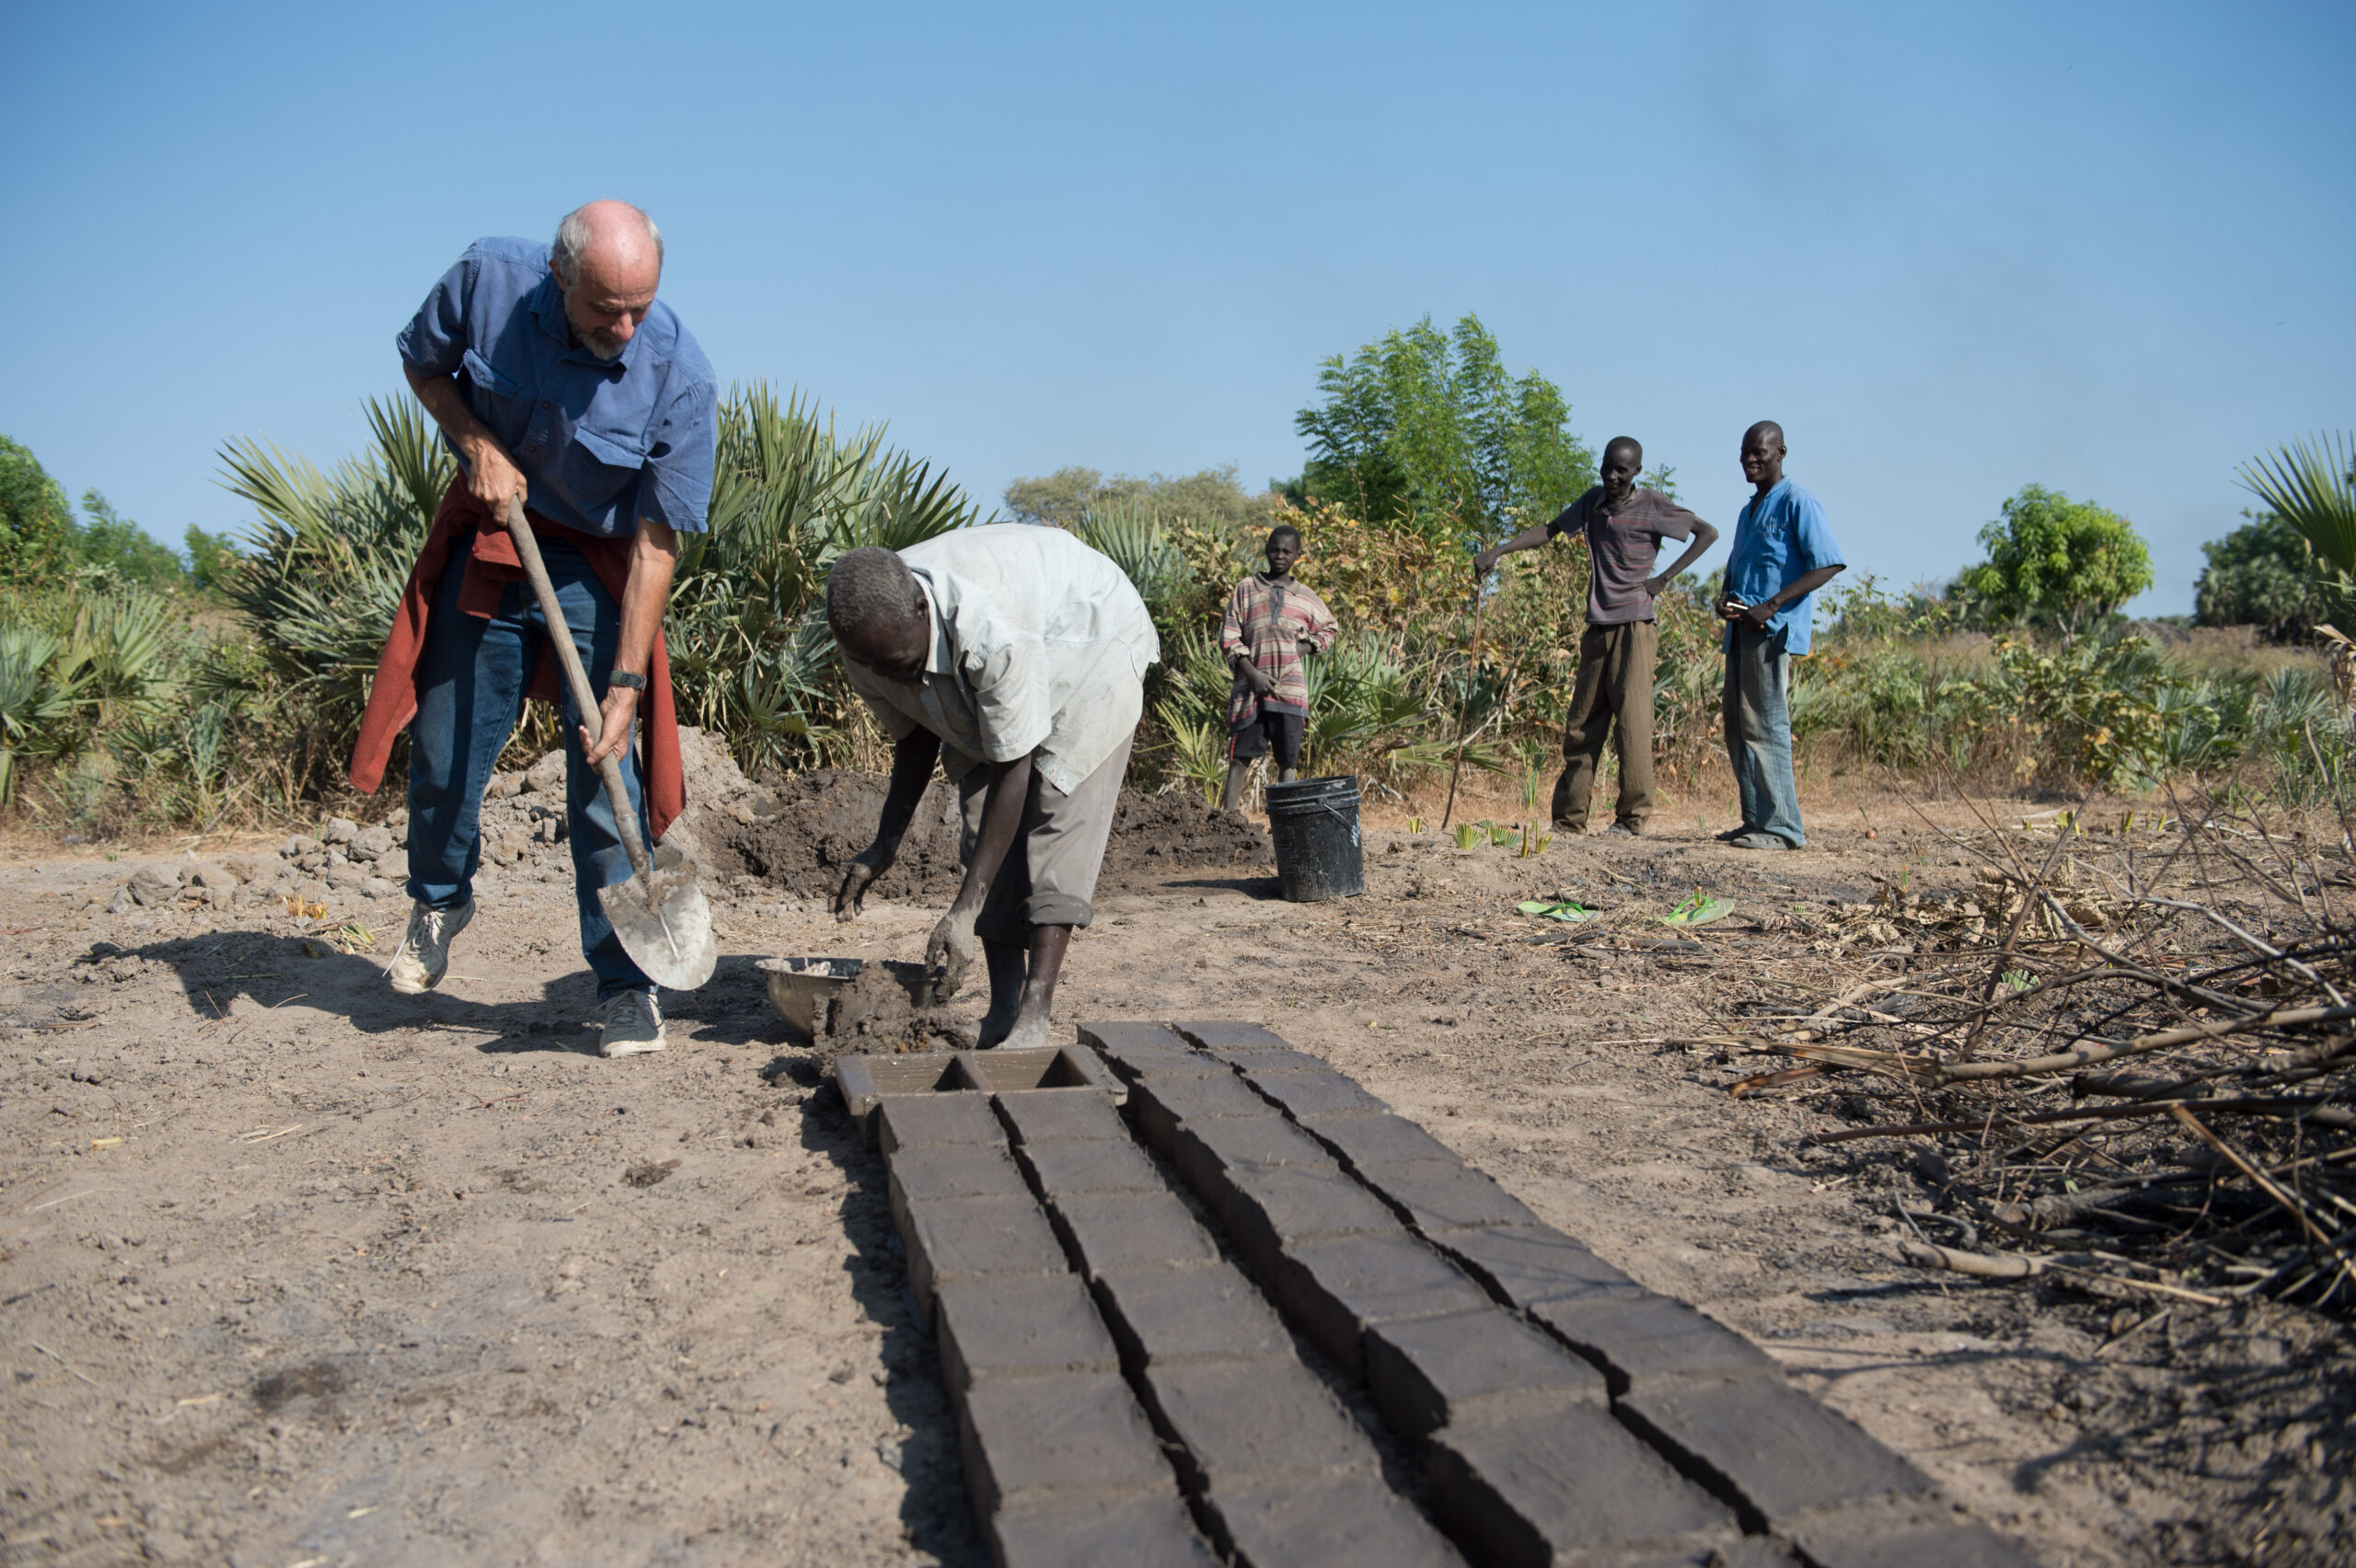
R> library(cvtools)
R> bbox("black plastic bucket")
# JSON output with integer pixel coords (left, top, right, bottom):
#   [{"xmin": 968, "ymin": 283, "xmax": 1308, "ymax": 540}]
[{"xmin": 1265, "ymin": 775, "xmax": 1365, "ymax": 902}]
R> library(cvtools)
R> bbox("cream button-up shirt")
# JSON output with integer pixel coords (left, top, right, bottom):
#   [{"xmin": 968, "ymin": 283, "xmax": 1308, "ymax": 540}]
[{"xmin": 842, "ymin": 524, "xmax": 1161, "ymax": 794}]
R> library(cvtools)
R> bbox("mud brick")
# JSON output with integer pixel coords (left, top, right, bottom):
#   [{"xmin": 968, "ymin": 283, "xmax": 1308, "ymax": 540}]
[
  {"xmin": 1617, "ymin": 1378, "xmax": 1933, "ymax": 1531},
  {"xmin": 1299, "ymin": 1112, "xmax": 1462, "ymax": 1172},
  {"xmin": 1612, "ymin": 1541, "xmax": 1798, "ymax": 1568},
  {"xmin": 1139, "ymin": 1356, "xmax": 1377, "ymax": 1494},
  {"xmin": 1173, "ymin": 1119, "xmax": 1341, "ymax": 1208},
  {"xmin": 1173, "ymin": 1020, "xmax": 1295, "ymax": 1055},
  {"xmin": 902, "ymin": 1194, "xmax": 1069, "ymax": 1320},
  {"xmin": 878, "ymin": 1091, "xmax": 1006, "ymax": 1154},
  {"xmin": 935, "ymin": 1273, "xmax": 1124, "ymax": 1397},
  {"xmin": 1090, "ymin": 1262, "xmax": 1295, "ymax": 1372},
  {"xmin": 1217, "ymin": 1046, "xmax": 1332, "ymax": 1075},
  {"xmin": 1532, "ymin": 1294, "xmax": 1779, "ymax": 1396},
  {"xmin": 1079, "ymin": 1021, "xmax": 1219, "ymax": 1084},
  {"xmin": 1787, "ymin": 1500, "xmax": 2038, "ymax": 1568},
  {"xmin": 996, "ymin": 1089, "xmax": 1131, "ymax": 1146},
  {"xmin": 988, "ymin": 1493, "xmax": 1222, "ymax": 1568},
  {"xmin": 1275, "ymin": 1231, "xmax": 1494, "ymax": 1379},
  {"xmin": 1127, "ymin": 1073, "xmax": 1278, "ymax": 1154},
  {"xmin": 1357, "ymin": 1159, "xmax": 1542, "ymax": 1234},
  {"xmin": 1426, "ymin": 1404, "xmax": 1738, "ymax": 1568},
  {"xmin": 1017, "ymin": 1137, "xmax": 1169, "ymax": 1197},
  {"xmin": 1246, "ymin": 1068, "xmax": 1387, "ymax": 1120},
  {"xmin": 1434, "ymin": 1224, "xmax": 1644, "ymax": 1309},
  {"xmin": 1204, "ymin": 1472, "xmax": 1468, "ymax": 1568},
  {"xmin": 956, "ymin": 1370, "xmax": 1173, "ymax": 1515},
  {"xmin": 888, "ymin": 1142, "xmax": 1032, "ymax": 1233},
  {"xmin": 1363, "ymin": 1307, "xmax": 1606, "ymax": 1436},
  {"xmin": 1046, "ymin": 1191, "xmax": 1220, "ymax": 1275},
  {"xmin": 1217, "ymin": 1162, "xmax": 1402, "ymax": 1276}
]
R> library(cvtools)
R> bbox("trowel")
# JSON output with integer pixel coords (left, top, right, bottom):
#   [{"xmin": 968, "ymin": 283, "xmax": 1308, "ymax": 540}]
[{"xmin": 502, "ymin": 497, "xmax": 717, "ymax": 990}]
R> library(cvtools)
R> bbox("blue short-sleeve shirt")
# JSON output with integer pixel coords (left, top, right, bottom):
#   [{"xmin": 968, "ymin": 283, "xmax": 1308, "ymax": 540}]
[
  {"xmin": 397, "ymin": 236, "xmax": 718, "ymax": 536},
  {"xmin": 1723, "ymin": 479, "xmax": 1844, "ymax": 655}
]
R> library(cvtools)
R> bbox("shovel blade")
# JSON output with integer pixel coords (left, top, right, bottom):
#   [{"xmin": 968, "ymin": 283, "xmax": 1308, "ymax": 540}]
[{"xmin": 598, "ymin": 842, "xmax": 718, "ymax": 991}]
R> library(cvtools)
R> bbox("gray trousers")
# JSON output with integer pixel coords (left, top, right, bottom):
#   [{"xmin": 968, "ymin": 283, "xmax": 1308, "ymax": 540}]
[
  {"xmin": 1722, "ymin": 627, "xmax": 1806, "ymax": 846},
  {"xmin": 956, "ymin": 735, "xmax": 1134, "ymax": 946}
]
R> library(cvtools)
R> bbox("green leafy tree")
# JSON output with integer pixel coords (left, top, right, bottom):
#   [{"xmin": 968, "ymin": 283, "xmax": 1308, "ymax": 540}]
[
  {"xmin": 2194, "ymin": 511, "xmax": 2346, "ymax": 641},
  {"xmin": 183, "ymin": 525, "xmax": 245, "ymax": 592},
  {"xmin": 1290, "ymin": 314, "xmax": 1595, "ymax": 547},
  {"xmin": 1958, "ymin": 484, "xmax": 2154, "ymax": 640},
  {"xmin": 70, "ymin": 490, "xmax": 187, "ymax": 585},
  {"xmin": 1003, "ymin": 464, "xmax": 1279, "ymax": 536},
  {"xmin": 0, "ymin": 434, "xmax": 75, "ymax": 579}
]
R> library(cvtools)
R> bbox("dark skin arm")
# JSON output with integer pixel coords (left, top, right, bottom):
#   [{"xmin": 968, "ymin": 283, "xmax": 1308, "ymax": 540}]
[
  {"xmin": 925, "ymin": 752, "xmax": 1034, "ymax": 997},
  {"xmin": 1644, "ymin": 520, "xmax": 1720, "ymax": 598},
  {"xmin": 1720, "ymin": 563, "xmax": 1845, "ymax": 630},
  {"xmin": 834, "ymin": 730, "xmax": 941, "ymax": 919}
]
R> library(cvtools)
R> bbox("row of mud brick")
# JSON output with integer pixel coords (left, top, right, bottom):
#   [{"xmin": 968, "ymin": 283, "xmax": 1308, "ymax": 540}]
[{"xmin": 866, "ymin": 1020, "xmax": 2034, "ymax": 1568}]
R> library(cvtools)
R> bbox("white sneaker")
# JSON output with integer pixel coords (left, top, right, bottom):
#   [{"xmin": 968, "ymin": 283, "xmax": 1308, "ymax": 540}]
[
  {"xmin": 600, "ymin": 990, "xmax": 667, "ymax": 1057},
  {"xmin": 387, "ymin": 900, "xmax": 474, "ymax": 994}
]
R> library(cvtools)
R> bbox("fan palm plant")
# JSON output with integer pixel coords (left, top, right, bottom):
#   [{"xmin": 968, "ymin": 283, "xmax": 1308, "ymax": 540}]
[
  {"xmin": 668, "ymin": 383, "xmax": 989, "ymax": 774},
  {"xmin": 2239, "ymin": 432, "xmax": 2356, "ymax": 580}
]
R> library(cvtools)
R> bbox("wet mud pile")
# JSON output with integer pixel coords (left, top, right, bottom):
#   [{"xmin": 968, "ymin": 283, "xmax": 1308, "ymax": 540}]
[
  {"xmin": 819, "ymin": 960, "xmax": 972, "ymax": 1055},
  {"xmin": 715, "ymin": 770, "xmax": 1270, "ymax": 900}
]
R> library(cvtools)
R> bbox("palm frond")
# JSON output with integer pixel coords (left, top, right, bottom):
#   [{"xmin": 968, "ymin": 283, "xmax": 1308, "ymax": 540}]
[{"xmin": 2239, "ymin": 432, "xmax": 2356, "ymax": 578}]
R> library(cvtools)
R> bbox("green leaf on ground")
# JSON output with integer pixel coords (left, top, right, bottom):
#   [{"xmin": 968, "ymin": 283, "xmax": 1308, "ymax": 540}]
[
  {"xmin": 1656, "ymin": 891, "xmax": 1734, "ymax": 927},
  {"xmin": 1516, "ymin": 899, "xmax": 1589, "ymax": 922}
]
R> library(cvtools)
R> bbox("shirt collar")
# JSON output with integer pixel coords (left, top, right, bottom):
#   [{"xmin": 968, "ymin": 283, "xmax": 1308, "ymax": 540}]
[{"xmin": 917, "ymin": 573, "xmax": 953, "ymax": 676}]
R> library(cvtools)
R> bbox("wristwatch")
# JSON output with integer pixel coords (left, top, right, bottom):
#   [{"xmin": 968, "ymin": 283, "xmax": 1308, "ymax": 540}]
[{"xmin": 608, "ymin": 671, "xmax": 649, "ymax": 692}]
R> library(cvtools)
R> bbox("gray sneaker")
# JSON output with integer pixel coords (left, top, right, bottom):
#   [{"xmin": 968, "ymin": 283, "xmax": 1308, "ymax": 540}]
[
  {"xmin": 387, "ymin": 899, "xmax": 474, "ymax": 994},
  {"xmin": 600, "ymin": 990, "xmax": 667, "ymax": 1057}
]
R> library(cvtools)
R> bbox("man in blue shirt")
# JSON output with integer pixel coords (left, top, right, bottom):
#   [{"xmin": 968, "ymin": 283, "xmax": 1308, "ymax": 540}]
[
  {"xmin": 1715, "ymin": 421, "xmax": 1844, "ymax": 848},
  {"xmin": 357, "ymin": 201, "xmax": 718, "ymax": 1056}
]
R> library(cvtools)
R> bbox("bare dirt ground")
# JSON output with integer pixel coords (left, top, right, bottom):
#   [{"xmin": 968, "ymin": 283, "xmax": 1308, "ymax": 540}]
[{"xmin": 3, "ymin": 777, "xmax": 2348, "ymax": 1567}]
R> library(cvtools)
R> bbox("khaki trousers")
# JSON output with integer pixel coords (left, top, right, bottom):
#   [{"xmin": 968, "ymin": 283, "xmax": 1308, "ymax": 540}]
[
  {"xmin": 955, "ymin": 734, "xmax": 1134, "ymax": 946},
  {"xmin": 1551, "ymin": 619, "xmax": 1657, "ymax": 833}
]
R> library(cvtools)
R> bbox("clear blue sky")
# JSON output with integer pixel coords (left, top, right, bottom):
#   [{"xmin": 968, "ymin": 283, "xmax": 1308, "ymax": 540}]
[{"xmin": 6, "ymin": 1, "xmax": 2350, "ymax": 614}]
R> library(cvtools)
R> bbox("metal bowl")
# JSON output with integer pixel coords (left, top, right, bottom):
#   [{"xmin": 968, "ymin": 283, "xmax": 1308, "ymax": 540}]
[{"xmin": 757, "ymin": 956, "xmax": 935, "ymax": 1041}]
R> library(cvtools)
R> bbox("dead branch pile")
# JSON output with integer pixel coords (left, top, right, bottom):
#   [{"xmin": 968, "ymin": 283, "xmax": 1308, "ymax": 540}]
[{"xmin": 1709, "ymin": 800, "xmax": 2356, "ymax": 1312}]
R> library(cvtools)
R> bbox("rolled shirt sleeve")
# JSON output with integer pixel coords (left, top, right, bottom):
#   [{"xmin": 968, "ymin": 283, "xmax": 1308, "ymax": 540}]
[
  {"xmin": 639, "ymin": 375, "xmax": 718, "ymax": 535},
  {"xmin": 396, "ymin": 253, "xmax": 476, "ymax": 379}
]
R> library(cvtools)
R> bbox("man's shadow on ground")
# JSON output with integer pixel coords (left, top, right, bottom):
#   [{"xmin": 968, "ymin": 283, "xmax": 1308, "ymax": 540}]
[{"xmin": 111, "ymin": 928, "xmax": 783, "ymax": 1055}]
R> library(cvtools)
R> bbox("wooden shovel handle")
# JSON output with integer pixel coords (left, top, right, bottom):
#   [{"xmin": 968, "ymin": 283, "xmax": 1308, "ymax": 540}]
[{"xmin": 502, "ymin": 497, "xmax": 655, "ymax": 884}]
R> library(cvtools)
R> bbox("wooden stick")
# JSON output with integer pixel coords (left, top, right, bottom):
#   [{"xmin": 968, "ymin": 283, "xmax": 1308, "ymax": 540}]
[
  {"xmin": 1805, "ymin": 1095, "xmax": 2353, "ymax": 1146},
  {"xmin": 2167, "ymin": 1103, "xmax": 2337, "ymax": 1249},
  {"xmin": 1439, "ymin": 585, "xmax": 1490, "ymax": 832}
]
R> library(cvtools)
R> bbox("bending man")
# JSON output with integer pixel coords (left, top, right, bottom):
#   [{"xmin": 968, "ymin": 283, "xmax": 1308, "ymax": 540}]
[
  {"xmin": 351, "ymin": 202, "xmax": 716, "ymax": 1056},
  {"xmin": 830, "ymin": 525, "xmax": 1161, "ymax": 1050},
  {"xmin": 1475, "ymin": 437, "xmax": 1717, "ymax": 836}
]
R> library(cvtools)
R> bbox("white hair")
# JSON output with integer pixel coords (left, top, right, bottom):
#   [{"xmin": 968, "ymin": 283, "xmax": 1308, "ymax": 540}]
[{"xmin": 551, "ymin": 202, "xmax": 664, "ymax": 284}]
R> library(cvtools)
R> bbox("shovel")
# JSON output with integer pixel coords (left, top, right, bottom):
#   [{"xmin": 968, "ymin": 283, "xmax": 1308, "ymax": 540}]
[{"xmin": 501, "ymin": 496, "xmax": 717, "ymax": 990}]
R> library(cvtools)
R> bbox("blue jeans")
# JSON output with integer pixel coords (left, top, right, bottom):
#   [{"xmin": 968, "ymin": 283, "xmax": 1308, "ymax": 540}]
[
  {"xmin": 1723, "ymin": 626, "xmax": 1806, "ymax": 847},
  {"xmin": 405, "ymin": 530, "xmax": 654, "ymax": 999}
]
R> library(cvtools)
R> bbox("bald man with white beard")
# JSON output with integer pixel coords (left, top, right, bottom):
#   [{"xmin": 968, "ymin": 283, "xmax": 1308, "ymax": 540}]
[{"xmin": 350, "ymin": 202, "xmax": 718, "ymax": 1057}]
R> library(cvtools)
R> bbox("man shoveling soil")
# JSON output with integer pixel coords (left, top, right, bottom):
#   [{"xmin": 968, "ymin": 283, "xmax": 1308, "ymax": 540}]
[{"xmin": 826, "ymin": 526, "xmax": 1160, "ymax": 1049}]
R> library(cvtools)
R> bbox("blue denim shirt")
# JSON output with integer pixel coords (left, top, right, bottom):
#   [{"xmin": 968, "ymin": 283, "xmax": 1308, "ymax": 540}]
[
  {"xmin": 1723, "ymin": 479, "xmax": 1843, "ymax": 656},
  {"xmin": 397, "ymin": 237, "xmax": 717, "ymax": 536}
]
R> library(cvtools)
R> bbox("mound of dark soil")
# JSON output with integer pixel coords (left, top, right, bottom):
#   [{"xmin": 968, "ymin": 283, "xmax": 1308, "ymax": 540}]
[{"xmin": 713, "ymin": 768, "xmax": 1268, "ymax": 901}]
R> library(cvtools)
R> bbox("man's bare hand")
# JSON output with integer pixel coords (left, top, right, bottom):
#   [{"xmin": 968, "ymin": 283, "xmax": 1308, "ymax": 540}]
[
  {"xmin": 834, "ymin": 841, "xmax": 897, "ymax": 922},
  {"xmin": 463, "ymin": 439, "xmax": 528, "ymax": 513},
  {"xmin": 1644, "ymin": 573, "xmax": 1671, "ymax": 600},
  {"xmin": 1738, "ymin": 597, "xmax": 1777, "ymax": 631},
  {"xmin": 925, "ymin": 906, "xmax": 979, "ymax": 997},
  {"xmin": 1474, "ymin": 547, "xmax": 1504, "ymax": 576},
  {"xmin": 578, "ymin": 686, "xmax": 640, "ymax": 767},
  {"xmin": 1238, "ymin": 661, "xmax": 1276, "ymax": 697}
]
